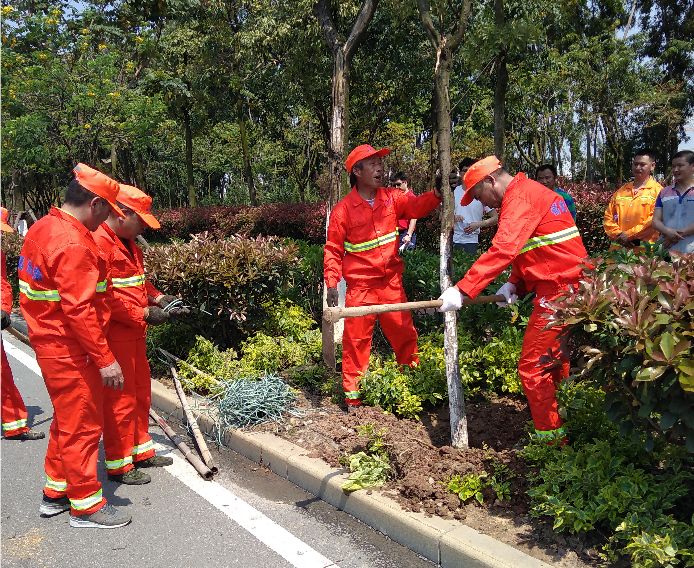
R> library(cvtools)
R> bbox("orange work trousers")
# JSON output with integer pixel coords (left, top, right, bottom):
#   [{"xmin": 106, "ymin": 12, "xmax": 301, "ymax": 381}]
[
  {"xmin": 1, "ymin": 341, "xmax": 30, "ymax": 437},
  {"xmin": 102, "ymin": 336, "xmax": 154, "ymax": 474},
  {"xmin": 518, "ymin": 294, "xmax": 571, "ymax": 439},
  {"xmin": 342, "ymin": 274, "xmax": 419, "ymax": 406},
  {"xmin": 38, "ymin": 354, "xmax": 106, "ymax": 516}
]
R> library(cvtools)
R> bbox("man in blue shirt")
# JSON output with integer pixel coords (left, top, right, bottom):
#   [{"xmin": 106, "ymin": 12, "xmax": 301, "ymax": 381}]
[
  {"xmin": 536, "ymin": 164, "xmax": 577, "ymax": 221},
  {"xmin": 652, "ymin": 150, "xmax": 694, "ymax": 254}
]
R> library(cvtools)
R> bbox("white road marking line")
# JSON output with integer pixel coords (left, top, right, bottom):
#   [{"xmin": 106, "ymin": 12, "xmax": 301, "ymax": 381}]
[
  {"xmin": 4, "ymin": 334, "xmax": 339, "ymax": 568},
  {"xmin": 3, "ymin": 336, "xmax": 43, "ymax": 377},
  {"xmin": 155, "ymin": 442, "xmax": 339, "ymax": 568}
]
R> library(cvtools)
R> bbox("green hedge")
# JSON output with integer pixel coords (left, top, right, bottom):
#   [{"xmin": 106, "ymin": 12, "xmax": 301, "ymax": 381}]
[{"xmin": 143, "ymin": 232, "xmax": 299, "ymax": 347}]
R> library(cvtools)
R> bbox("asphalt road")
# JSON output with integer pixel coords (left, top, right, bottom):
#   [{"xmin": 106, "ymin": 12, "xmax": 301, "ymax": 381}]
[{"xmin": 1, "ymin": 333, "xmax": 434, "ymax": 568}]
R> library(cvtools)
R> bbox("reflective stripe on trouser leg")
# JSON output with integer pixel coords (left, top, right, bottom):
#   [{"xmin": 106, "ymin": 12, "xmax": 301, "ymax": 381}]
[
  {"xmin": 44, "ymin": 474, "xmax": 68, "ymax": 496},
  {"xmin": 37, "ymin": 355, "xmax": 106, "ymax": 516},
  {"xmin": 132, "ymin": 440, "xmax": 155, "ymax": 458},
  {"xmin": 1, "ymin": 342, "xmax": 30, "ymax": 437},
  {"xmin": 132, "ymin": 337, "xmax": 155, "ymax": 463},
  {"xmin": 517, "ymin": 300, "xmax": 568, "ymax": 434},
  {"xmin": 341, "ymin": 312, "xmax": 376, "ymax": 406},
  {"xmin": 102, "ymin": 336, "xmax": 137, "ymax": 475}
]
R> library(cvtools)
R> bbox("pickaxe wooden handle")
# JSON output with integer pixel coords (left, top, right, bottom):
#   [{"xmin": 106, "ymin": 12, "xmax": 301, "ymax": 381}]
[{"xmin": 322, "ymin": 294, "xmax": 506, "ymax": 323}]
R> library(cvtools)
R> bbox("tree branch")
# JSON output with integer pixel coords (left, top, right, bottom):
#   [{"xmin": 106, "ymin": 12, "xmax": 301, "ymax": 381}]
[
  {"xmin": 449, "ymin": 0, "xmax": 473, "ymax": 51},
  {"xmin": 314, "ymin": 0, "xmax": 340, "ymax": 53},
  {"xmin": 344, "ymin": 0, "xmax": 378, "ymax": 58},
  {"xmin": 417, "ymin": 0, "xmax": 441, "ymax": 48}
]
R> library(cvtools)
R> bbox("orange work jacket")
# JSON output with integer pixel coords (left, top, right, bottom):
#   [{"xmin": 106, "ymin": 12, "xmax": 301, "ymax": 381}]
[
  {"xmin": 2, "ymin": 251, "xmax": 12, "ymax": 313},
  {"xmin": 456, "ymin": 174, "xmax": 588, "ymax": 299},
  {"xmin": 324, "ymin": 187, "xmax": 440, "ymax": 289},
  {"xmin": 18, "ymin": 208, "xmax": 114, "ymax": 368},
  {"xmin": 603, "ymin": 177, "xmax": 662, "ymax": 243},
  {"xmin": 93, "ymin": 223, "xmax": 162, "ymax": 340}
]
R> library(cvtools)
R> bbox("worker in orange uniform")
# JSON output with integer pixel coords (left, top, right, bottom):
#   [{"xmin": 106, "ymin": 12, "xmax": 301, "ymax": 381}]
[
  {"xmin": 438, "ymin": 156, "xmax": 588, "ymax": 442},
  {"xmin": 1, "ymin": 207, "xmax": 45, "ymax": 441},
  {"xmin": 94, "ymin": 184, "xmax": 184, "ymax": 484},
  {"xmin": 603, "ymin": 149, "xmax": 662, "ymax": 248},
  {"xmin": 324, "ymin": 144, "xmax": 441, "ymax": 408},
  {"xmin": 19, "ymin": 164, "xmax": 131, "ymax": 529}
]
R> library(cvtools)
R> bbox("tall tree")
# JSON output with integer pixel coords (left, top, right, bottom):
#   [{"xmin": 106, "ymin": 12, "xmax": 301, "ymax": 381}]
[
  {"xmin": 314, "ymin": 0, "xmax": 378, "ymax": 210},
  {"xmin": 417, "ymin": 0, "xmax": 473, "ymax": 449}
]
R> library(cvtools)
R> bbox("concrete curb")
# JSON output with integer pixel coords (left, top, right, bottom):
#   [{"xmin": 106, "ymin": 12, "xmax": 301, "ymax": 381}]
[{"xmin": 150, "ymin": 379, "xmax": 553, "ymax": 568}]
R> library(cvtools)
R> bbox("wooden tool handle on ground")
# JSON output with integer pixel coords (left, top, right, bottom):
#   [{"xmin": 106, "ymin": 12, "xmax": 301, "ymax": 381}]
[
  {"xmin": 170, "ymin": 366, "xmax": 218, "ymax": 474},
  {"xmin": 150, "ymin": 408, "xmax": 213, "ymax": 480},
  {"xmin": 323, "ymin": 294, "xmax": 506, "ymax": 322}
]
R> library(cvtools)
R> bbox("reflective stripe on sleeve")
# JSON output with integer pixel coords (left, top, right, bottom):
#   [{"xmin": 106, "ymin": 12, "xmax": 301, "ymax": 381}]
[
  {"xmin": 18, "ymin": 280, "xmax": 60, "ymax": 301},
  {"xmin": 95, "ymin": 280, "xmax": 107, "ymax": 293},
  {"xmin": 520, "ymin": 227, "xmax": 580, "ymax": 255},
  {"xmin": 344, "ymin": 230, "xmax": 399, "ymax": 253}
]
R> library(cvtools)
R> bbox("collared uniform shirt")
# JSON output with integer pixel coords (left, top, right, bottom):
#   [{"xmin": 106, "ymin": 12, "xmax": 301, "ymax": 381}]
[
  {"xmin": 603, "ymin": 177, "xmax": 662, "ymax": 242},
  {"xmin": 93, "ymin": 223, "xmax": 162, "ymax": 340},
  {"xmin": 456, "ymin": 174, "xmax": 588, "ymax": 298},
  {"xmin": 655, "ymin": 184, "xmax": 694, "ymax": 253},
  {"xmin": 18, "ymin": 208, "xmax": 114, "ymax": 367},
  {"xmin": 324, "ymin": 187, "xmax": 440, "ymax": 289}
]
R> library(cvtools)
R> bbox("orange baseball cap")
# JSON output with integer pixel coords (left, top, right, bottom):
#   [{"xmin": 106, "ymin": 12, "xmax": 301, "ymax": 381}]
[
  {"xmin": 460, "ymin": 156, "xmax": 502, "ymax": 206},
  {"xmin": 117, "ymin": 184, "xmax": 160, "ymax": 229},
  {"xmin": 73, "ymin": 163, "xmax": 124, "ymax": 217},
  {"xmin": 1, "ymin": 207, "xmax": 13, "ymax": 232},
  {"xmin": 344, "ymin": 144, "xmax": 390, "ymax": 174}
]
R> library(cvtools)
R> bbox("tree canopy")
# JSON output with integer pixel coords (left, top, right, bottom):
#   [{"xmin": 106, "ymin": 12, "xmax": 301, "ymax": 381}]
[{"xmin": 2, "ymin": 0, "xmax": 692, "ymax": 212}]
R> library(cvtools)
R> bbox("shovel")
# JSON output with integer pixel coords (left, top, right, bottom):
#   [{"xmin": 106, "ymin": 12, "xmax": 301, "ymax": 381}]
[{"xmin": 321, "ymin": 293, "xmax": 506, "ymax": 369}]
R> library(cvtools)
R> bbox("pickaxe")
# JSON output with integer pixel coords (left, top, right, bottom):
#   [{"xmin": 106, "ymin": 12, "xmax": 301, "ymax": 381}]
[{"xmin": 321, "ymin": 294, "xmax": 505, "ymax": 369}]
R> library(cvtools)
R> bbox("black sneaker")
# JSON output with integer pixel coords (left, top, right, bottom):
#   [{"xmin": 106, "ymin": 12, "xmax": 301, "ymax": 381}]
[
  {"xmin": 135, "ymin": 455, "xmax": 173, "ymax": 468},
  {"xmin": 69, "ymin": 504, "xmax": 131, "ymax": 529},
  {"xmin": 6, "ymin": 430, "xmax": 45, "ymax": 441},
  {"xmin": 108, "ymin": 469, "xmax": 151, "ymax": 485},
  {"xmin": 39, "ymin": 494, "xmax": 70, "ymax": 517}
]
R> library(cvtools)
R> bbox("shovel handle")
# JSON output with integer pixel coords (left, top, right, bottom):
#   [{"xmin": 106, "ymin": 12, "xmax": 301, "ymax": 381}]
[
  {"xmin": 323, "ymin": 294, "xmax": 506, "ymax": 323},
  {"xmin": 4, "ymin": 326, "xmax": 31, "ymax": 347}
]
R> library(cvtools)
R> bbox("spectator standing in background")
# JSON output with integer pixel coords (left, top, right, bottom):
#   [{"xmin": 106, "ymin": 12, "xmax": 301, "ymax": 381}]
[
  {"xmin": 652, "ymin": 150, "xmax": 694, "ymax": 254},
  {"xmin": 536, "ymin": 164, "xmax": 577, "ymax": 221},
  {"xmin": 392, "ymin": 172, "xmax": 417, "ymax": 251},
  {"xmin": 451, "ymin": 158, "xmax": 498, "ymax": 254},
  {"xmin": 603, "ymin": 150, "xmax": 662, "ymax": 248}
]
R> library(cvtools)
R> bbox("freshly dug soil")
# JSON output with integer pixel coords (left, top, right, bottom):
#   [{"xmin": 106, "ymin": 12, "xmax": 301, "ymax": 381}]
[{"xmin": 257, "ymin": 393, "xmax": 603, "ymax": 567}]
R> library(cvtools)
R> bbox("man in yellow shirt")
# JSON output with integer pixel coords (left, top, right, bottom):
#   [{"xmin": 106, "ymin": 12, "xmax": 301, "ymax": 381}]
[{"xmin": 604, "ymin": 149, "xmax": 662, "ymax": 247}]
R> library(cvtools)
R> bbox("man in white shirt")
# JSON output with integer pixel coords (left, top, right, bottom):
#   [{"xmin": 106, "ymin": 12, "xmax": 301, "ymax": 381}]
[{"xmin": 452, "ymin": 158, "xmax": 498, "ymax": 254}]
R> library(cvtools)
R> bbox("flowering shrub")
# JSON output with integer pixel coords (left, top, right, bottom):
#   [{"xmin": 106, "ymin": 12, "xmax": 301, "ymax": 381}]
[{"xmin": 149, "ymin": 203, "xmax": 326, "ymax": 244}]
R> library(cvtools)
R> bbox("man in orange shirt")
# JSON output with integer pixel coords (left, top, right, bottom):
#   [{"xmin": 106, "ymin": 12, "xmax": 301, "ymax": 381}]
[
  {"xmin": 438, "ymin": 156, "xmax": 588, "ymax": 441},
  {"xmin": 324, "ymin": 145, "xmax": 441, "ymax": 408},
  {"xmin": 95, "ymin": 184, "xmax": 182, "ymax": 485},
  {"xmin": 20, "ymin": 164, "xmax": 131, "ymax": 529},
  {"xmin": 1, "ymin": 207, "xmax": 45, "ymax": 441},
  {"xmin": 603, "ymin": 149, "xmax": 662, "ymax": 247}
]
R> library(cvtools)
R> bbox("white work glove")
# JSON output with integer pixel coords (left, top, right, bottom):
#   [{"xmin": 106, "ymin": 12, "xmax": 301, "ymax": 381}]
[
  {"xmin": 495, "ymin": 282, "xmax": 518, "ymax": 307},
  {"xmin": 438, "ymin": 286, "xmax": 465, "ymax": 312}
]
